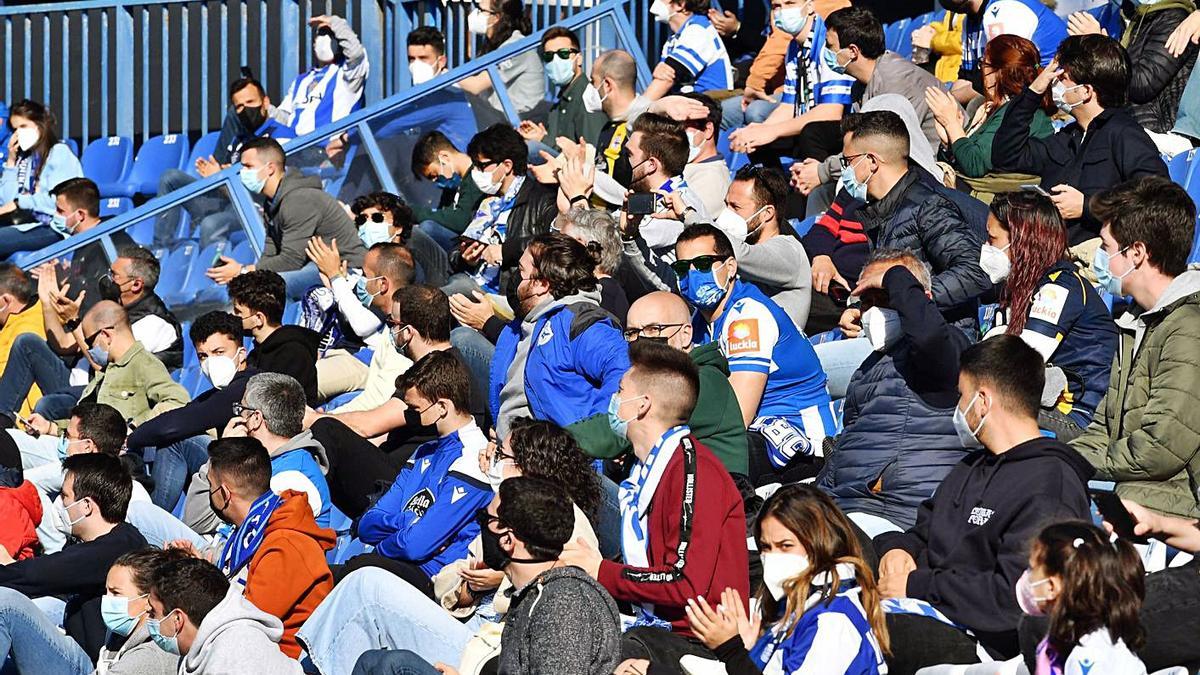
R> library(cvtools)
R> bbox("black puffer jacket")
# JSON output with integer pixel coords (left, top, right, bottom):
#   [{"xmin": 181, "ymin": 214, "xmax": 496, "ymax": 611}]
[
  {"xmin": 818, "ymin": 266, "xmax": 971, "ymax": 530},
  {"xmin": 1124, "ymin": 2, "xmax": 1199, "ymax": 134},
  {"xmin": 857, "ymin": 167, "xmax": 992, "ymax": 329}
]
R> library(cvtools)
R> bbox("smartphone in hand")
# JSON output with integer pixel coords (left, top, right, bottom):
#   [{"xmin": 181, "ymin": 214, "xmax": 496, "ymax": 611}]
[
  {"xmin": 626, "ymin": 192, "xmax": 658, "ymax": 217},
  {"xmin": 1090, "ymin": 484, "xmax": 1149, "ymax": 544}
]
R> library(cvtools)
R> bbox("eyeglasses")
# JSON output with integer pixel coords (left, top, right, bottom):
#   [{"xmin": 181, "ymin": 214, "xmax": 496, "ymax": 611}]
[
  {"xmin": 471, "ymin": 159, "xmax": 499, "ymax": 172},
  {"xmin": 231, "ymin": 403, "xmax": 259, "ymax": 418},
  {"xmin": 623, "ymin": 323, "xmax": 686, "ymax": 342},
  {"xmin": 541, "ymin": 48, "xmax": 580, "ymax": 63},
  {"xmin": 354, "ymin": 212, "xmax": 387, "ymax": 226},
  {"xmin": 475, "ymin": 508, "xmax": 504, "ymax": 530},
  {"xmin": 839, "ymin": 153, "xmax": 871, "ymax": 169},
  {"xmin": 386, "ymin": 318, "xmax": 410, "ymax": 338},
  {"xmin": 669, "ymin": 255, "xmax": 729, "ymax": 277}
]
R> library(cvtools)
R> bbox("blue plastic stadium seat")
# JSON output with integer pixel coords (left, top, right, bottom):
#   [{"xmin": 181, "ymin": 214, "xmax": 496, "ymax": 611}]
[
  {"xmin": 157, "ymin": 242, "xmax": 199, "ymax": 306},
  {"xmin": 791, "ymin": 215, "xmax": 817, "ymax": 238},
  {"xmin": 64, "ymin": 138, "xmax": 79, "ymax": 158},
  {"xmin": 82, "ymin": 136, "xmax": 134, "ymax": 198},
  {"xmin": 282, "ymin": 301, "xmax": 301, "ymax": 326},
  {"xmin": 181, "ymin": 321, "xmax": 197, "ymax": 370},
  {"xmin": 126, "ymin": 218, "xmax": 157, "ymax": 247},
  {"xmin": 99, "ymin": 197, "xmax": 134, "ymax": 218},
  {"xmin": 186, "ymin": 131, "xmax": 222, "ymax": 177},
  {"xmin": 165, "ymin": 241, "xmax": 227, "ymax": 307},
  {"xmin": 229, "ymin": 240, "xmax": 256, "ymax": 265},
  {"xmin": 110, "ymin": 134, "xmax": 191, "ymax": 198},
  {"xmin": 1168, "ymin": 149, "xmax": 1193, "ymax": 186}
]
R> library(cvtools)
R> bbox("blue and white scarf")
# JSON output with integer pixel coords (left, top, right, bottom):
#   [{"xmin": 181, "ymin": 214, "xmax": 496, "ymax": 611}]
[
  {"xmin": 219, "ymin": 491, "xmax": 284, "ymax": 580},
  {"xmin": 619, "ymin": 425, "xmax": 690, "ymax": 570},
  {"xmin": 463, "ymin": 176, "xmax": 525, "ymax": 293}
]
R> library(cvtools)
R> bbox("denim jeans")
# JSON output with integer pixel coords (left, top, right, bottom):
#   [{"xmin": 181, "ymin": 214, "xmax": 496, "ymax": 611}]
[
  {"xmin": 449, "ymin": 327, "xmax": 494, "ymax": 404},
  {"xmin": 297, "ymin": 567, "xmax": 482, "ymax": 673},
  {"xmin": 31, "ymin": 386, "xmax": 85, "ymax": 421},
  {"xmin": 126, "ymin": 500, "xmax": 208, "ymax": 549},
  {"xmin": 352, "ymin": 650, "xmax": 442, "ymax": 675},
  {"xmin": 417, "ymin": 220, "xmax": 459, "ymax": 253},
  {"xmin": 0, "ymin": 588, "xmax": 92, "ymax": 675},
  {"xmin": 812, "ymin": 336, "xmax": 874, "ymax": 400},
  {"xmin": 279, "ymin": 262, "xmax": 324, "ymax": 300},
  {"xmin": 146, "ymin": 434, "xmax": 211, "ymax": 510},
  {"xmin": 719, "ymin": 96, "xmax": 780, "ymax": 131},
  {"xmin": 597, "ymin": 474, "xmax": 623, "ymax": 561},
  {"xmin": 0, "ymin": 334, "xmax": 73, "ymax": 416},
  {"xmin": 0, "ymin": 225, "xmax": 62, "ymax": 261}
]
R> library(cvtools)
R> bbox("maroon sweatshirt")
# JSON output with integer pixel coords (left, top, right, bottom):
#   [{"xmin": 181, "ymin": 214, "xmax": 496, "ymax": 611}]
[{"xmin": 597, "ymin": 435, "xmax": 750, "ymax": 636}]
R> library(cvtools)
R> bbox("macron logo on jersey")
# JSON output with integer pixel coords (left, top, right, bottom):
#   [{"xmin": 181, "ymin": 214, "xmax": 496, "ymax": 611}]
[
  {"xmin": 451, "ymin": 486, "xmax": 467, "ymax": 504},
  {"xmin": 420, "ymin": 458, "xmax": 431, "ymax": 473}
]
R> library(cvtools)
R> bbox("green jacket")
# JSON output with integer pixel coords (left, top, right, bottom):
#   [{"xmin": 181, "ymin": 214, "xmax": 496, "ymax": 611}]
[
  {"xmin": 1071, "ymin": 271, "xmax": 1200, "ymax": 518},
  {"xmin": 569, "ymin": 341, "xmax": 749, "ymax": 476},
  {"xmin": 77, "ymin": 341, "xmax": 190, "ymax": 428},
  {"xmin": 948, "ymin": 100, "xmax": 1054, "ymax": 178},
  {"xmin": 544, "ymin": 75, "xmax": 609, "ymax": 154},
  {"xmin": 410, "ymin": 172, "xmax": 485, "ymax": 235}
]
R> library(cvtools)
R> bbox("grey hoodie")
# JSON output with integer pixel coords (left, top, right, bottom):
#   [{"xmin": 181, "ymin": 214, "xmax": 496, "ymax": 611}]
[
  {"xmin": 183, "ymin": 431, "xmax": 328, "ymax": 536},
  {"xmin": 258, "ymin": 171, "xmax": 366, "ymax": 273},
  {"xmin": 495, "ymin": 289, "xmax": 602, "ymax": 439},
  {"xmin": 180, "ymin": 584, "xmax": 302, "ymax": 675},
  {"xmin": 96, "ymin": 620, "xmax": 177, "ymax": 675}
]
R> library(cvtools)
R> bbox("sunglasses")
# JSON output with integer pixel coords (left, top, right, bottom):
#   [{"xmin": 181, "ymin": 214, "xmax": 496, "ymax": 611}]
[
  {"xmin": 231, "ymin": 403, "xmax": 259, "ymax": 417},
  {"xmin": 355, "ymin": 212, "xmax": 387, "ymax": 226},
  {"xmin": 541, "ymin": 48, "xmax": 579, "ymax": 63},
  {"xmin": 669, "ymin": 255, "xmax": 729, "ymax": 278}
]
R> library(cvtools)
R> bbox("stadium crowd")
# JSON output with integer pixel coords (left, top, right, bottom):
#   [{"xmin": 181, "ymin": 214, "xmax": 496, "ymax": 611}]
[{"xmin": 0, "ymin": 0, "xmax": 1199, "ymax": 673}]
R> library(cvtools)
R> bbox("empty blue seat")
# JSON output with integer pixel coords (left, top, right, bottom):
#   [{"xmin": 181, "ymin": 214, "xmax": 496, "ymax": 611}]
[
  {"xmin": 99, "ymin": 197, "xmax": 134, "ymax": 218},
  {"xmin": 157, "ymin": 242, "xmax": 199, "ymax": 307},
  {"xmin": 181, "ymin": 321, "xmax": 197, "ymax": 369},
  {"xmin": 82, "ymin": 136, "xmax": 134, "ymax": 198},
  {"xmin": 165, "ymin": 241, "xmax": 227, "ymax": 307},
  {"xmin": 186, "ymin": 131, "xmax": 223, "ymax": 178},
  {"xmin": 126, "ymin": 216, "xmax": 157, "ymax": 247},
  {"xmin": 229, "ymin": 240, "xmax": 256, "ymax": 265},
  {"xmin": 64, "ymin": 138, "xmax": 79, "ymax": 158},
  {"xmin": 112, "ymin": 134, "xmax": 191, "ymax": 197},
  {"xmin": 791, "ymin": 215, "xmax": 817, "ymax": 238}
]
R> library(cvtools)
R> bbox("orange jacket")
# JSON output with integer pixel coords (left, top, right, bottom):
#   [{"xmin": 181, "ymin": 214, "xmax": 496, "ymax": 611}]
[
  {"xmin": 244, "ymin": 490, "xmax": 336, "ymax": 659},
  {"xmin": 746, "ymin": 0, "xmax": 852, "ymax": 94},
  {"xmin": 0, "ymin": 481, "xmax": 42, "ymax": 561}
]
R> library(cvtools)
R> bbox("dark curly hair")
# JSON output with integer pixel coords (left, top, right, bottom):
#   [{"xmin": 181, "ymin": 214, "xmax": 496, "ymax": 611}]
[
  {"xmin": 1033, "ymin": 521, "xmax": 1145, "ymax": 657},
  {"xmin": 351, "ymin": 192, "xmax": 414, "ymax": 244},
  {"xmin": 506, "ymin": 417, "xmax": 601, "ymax": 517},
  {"xmin": 527, "ymin": 232, "xmax": 597, "ymax": 299}
]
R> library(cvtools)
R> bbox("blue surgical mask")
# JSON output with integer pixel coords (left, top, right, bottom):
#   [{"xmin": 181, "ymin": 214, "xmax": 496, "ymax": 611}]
[
  {"xmin": 358, "ymin": 221, "xmax": 393, "ymax": 248},
  {"xmin": 50, "ymin": 213, "xmax": 75, "ymax": 237},
  {"xmin": 607, "ymin": 393, "xmax": 642, "ymax": 438},
  {"xmin": 678, "ymin": 264, "xmax": 731, "ymax": 311},
  {"xmin": 434, "ymin": 159, "xmax": 462, "ymax": 190},
  {"xmin": 774, "ymin": 7, "xmax": 808, "ymax": 36},
  {"xmin": 148, "ymin": 612, "xmax": 181, "ymax": 655},
  {"xmin": 57, "ymin": 436, "xmax": 72, "ymax": 461},
  {"xmin": 545, "ymin": 56, "xmax": 576, "ymax": 87},
  {"xmin": 355, "ymin": 275, "xmax": 383, "ymax": 306},
  {"xmin": 823, "ymin": 46, "xmax": 849, "ymax": 75},
  {"xmin": 838, "ymin": 156, "xmax": 871, "ymax": 202},
  {"xmin": 1092, "ymin": 246, "xmax": 1132, "ymax": 296},
  {"xmin": 239, "ymin": 166, "xmax": 267, "ymax": 194},
  {"xmin": 101, "ymin": 594, "xmax": 148, "ymax": 637},
  {"xmin": 952, "ymin": 392, "xmax": 986, "ymax": 449},
  {"xmin": 89, "ymin": 344, "xmax": 110, "ymax": 369}
]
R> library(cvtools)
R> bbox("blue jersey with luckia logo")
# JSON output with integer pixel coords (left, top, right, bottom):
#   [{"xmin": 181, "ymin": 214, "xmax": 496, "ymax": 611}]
[
  {"xmin": 961, "ymin": 0, "xmax": 1067, "ymax": 71},
  {"xmin": 703, "ymin": 281, "xmax": 836, "ymax": 456}
]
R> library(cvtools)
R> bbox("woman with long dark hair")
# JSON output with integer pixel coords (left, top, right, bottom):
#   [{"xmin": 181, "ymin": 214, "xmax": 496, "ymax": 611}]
[
  {"xmin": 0, "ymin": 99, "xmax": 83, "ymax": 257},
  {"xmin": 457, "ymin": 0, "xmax": 546, "ymax": 119},
  {"xmin": 685, "ymin": 484, "xmax": 889, "ymax": 674},
  {"xmin": 925, "ymin": 35, "xmax": 1054, "ymax": 202},
  {"xmin": 981, "ymin": 191, "xmax": 1118, "ymax": 441}
]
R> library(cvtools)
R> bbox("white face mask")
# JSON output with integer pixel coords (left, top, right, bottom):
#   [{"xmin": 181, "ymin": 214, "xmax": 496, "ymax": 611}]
[
  {"xmin": 486, "ymin": 459, "xmax": 510, "ymax": 492},
  {"xmin": 14, "ymin": 127, "xmax": 39, "ymax": 152},
  {"xmin": 314, "ymin": 34, "xmax": 336, "ymax": 63},
  {"xmin": 650, "ymin": 0, "xmax": 674, "ymax": 23},
  {"xmin": 979, "ymin": 243, "xmax": 1011, "ymax": 284},
  {"xmin": 685, "ymin": 129, "xmax": 703, "ymax": 163},
  {"xmin": 861, "ymin": 306, "xmax": 903, "ymax": 352},
  {"xmin": 761, "ymin": 552, "xmax": 809, "ymax": 600},
  {"xmin": 472, "ymin": 165, "xmax": 504, "ymax": 195},
  {"xmin": 467, "ymin": 9, "xmax": 491, "ymax": 35},
  {"xmin": 201, "ymin": 351, "xmax": 241, "ymax": 389},
  {"xmin": 410, "ymin": 60, "xmax": 437, "ymax": 85},
  {"xmin": 583, "ymin": 83, "xmax": 607, "ymax": 114}
]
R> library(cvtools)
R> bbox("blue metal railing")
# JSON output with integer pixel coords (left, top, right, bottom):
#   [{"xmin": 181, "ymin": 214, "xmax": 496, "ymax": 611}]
[
  {"xmin": 17, "ymin": 0, "xmax": 650, "ymax": 274},
  {"xmin": 0, "ymin": 0, "xmax": 651, "ymax": 149}
]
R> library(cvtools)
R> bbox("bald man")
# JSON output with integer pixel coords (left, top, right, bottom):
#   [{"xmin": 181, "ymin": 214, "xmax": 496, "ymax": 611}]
[
  {"xmin": 568, "ymin": 291, "xmax": 748, "ymax": 478},
  {"xmin": 590, "ymin": 50, "xmax": 640, "ymax": 188}
]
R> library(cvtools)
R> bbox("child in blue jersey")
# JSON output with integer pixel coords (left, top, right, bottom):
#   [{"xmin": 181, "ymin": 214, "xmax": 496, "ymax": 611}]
[
  {"xmin": 356, "ymin": 350, "xmax": 492, "ymax": 587},
  {"xmin": 675, "ymin": 223, "xmax": 838, "ymax": 485},
  {"xmin": 644, "ymin": 0, "xmax": 734, "ymax": 100},
  {"xmin": 685, "ymin": 484, "xmax": 889, "ymax": 675}
]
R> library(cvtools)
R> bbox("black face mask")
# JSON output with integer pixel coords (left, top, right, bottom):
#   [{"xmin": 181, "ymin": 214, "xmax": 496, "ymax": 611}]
[
  {"xmin": 97, "ymin": 275, "xmax": 122, "ymax": 303},
  {"xmin": 479, "ymin": 521, "xmax": 554, "ymax": 570},
  {"xmin": 504, "ymin": 274, "xmax": 528, "ymax": 323},
  {"xmin": 237, "ymin": 105, "xmax": 265, "ymax": 133}
]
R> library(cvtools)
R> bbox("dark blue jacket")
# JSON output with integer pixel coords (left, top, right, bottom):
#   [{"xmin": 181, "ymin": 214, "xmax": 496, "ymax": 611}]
[
  {"xmin": 490, "ymin": 299, "xmax": 629, "ymax": 429},
  {"xmin": 818, "ymin": 266, "xmax": 971, "ymax": 530}
]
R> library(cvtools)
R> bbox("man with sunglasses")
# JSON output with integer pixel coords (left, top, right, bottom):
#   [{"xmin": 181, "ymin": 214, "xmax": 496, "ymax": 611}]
[
  {"xmin": 570, "ymin": 291, "xmax": 749, "ymax": 478},
  {"xmin": 517, "ymin": 27, "xmax": 607, "ymax": 159},
  {"xmin": 675, "ymin": 223, "xmax": 837, "ymax": 486},
  {"xmin": 355, "ymin": 351, "xmax": 491, "ymax": 593}
]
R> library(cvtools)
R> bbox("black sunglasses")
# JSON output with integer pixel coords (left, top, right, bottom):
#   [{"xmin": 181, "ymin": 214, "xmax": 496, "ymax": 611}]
[
  {"xmin": 354, "ymin": 212, "xmax": 387, "ymax": 226},
  {"xmin": 670, "ymin": 255, "xmax": 729, "ymax": 278},
  {"xmin": 541, "ymin": 48, "xmax": 580, "ymax": 63}
]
